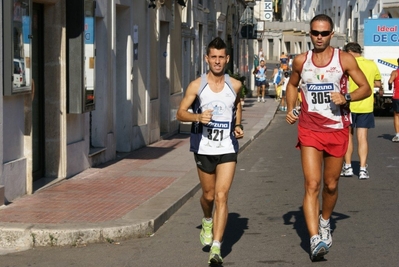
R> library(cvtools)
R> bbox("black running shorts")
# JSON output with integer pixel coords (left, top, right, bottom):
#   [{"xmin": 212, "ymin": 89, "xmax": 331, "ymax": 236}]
[{"xmin": 194, "ymin": 153, "xmax": 237, "ymax": 173}]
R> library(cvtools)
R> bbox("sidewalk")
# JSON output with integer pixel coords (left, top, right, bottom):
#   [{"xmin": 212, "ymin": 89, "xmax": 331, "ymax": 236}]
[{"xmin": 0, "ymin": 97, "xmax": 279, "ymax": 253}]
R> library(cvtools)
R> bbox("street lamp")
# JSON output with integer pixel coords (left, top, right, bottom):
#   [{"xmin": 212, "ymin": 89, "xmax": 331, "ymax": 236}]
[{"xmin": 240, "ymin": 2, "xmax": 257, "ymax": 96}]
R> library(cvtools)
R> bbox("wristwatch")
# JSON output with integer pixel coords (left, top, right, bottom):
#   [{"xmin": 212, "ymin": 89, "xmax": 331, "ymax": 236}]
[
  {"xmin": 235, "ymin": 124, "xmax": 243, "ymax": 130},
  {"xmin": 344, "ymin": 93, "xmax": 351, "ymax": 102}
]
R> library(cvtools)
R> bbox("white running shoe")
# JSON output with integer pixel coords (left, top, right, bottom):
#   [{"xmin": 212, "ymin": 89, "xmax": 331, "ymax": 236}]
[
  {"xmin": 359, "ymin": 166, "xmax": 369, "ymax": 180},
  {"xmin": 200, "ymin": 218, "xmax": 213, "ymax": 246},
  {"xmin": 319, "ymin": 215, "xmax": 332, "ymax": 248},
  {"xmin": 392, "ymin": 135, "xmax": 399, "ymax": 142},
  {"xmin": 310, "ymin": 235, "xmax": 329, "ymax": 261},
  {"xmin": 340, "ymin": 164, "xmax": 353, "ymax": 177},
  {"xmin": 257, "ymin": 97, "xmax": 261, "ymax": 103}
]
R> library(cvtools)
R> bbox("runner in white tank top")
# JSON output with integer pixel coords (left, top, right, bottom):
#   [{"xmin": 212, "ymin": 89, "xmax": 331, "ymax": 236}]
[
  {"xmin": 176, "ymin": 37, "xmax": 243, "ymax": 265},
  {"xmin": 191, "ymin": 74, "xmax": 238, "ymax": 155}
]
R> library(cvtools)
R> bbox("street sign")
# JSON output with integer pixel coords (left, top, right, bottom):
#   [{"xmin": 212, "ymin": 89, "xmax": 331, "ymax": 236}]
[
  {"xmin": 263, "ymin": 0, "xmax": 273, "ymax": 21},
  {"xmin": 240, "ymin": 6, "xmax": 257, "ymax": 25}
]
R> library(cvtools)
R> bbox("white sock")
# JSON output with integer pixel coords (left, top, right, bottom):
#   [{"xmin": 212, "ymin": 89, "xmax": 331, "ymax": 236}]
[
  {"xmin": 345, "ymin": 163, "xmax": 351, "ymax": 168},
  {"xmin": 320, "ymin": 216, "xmax": 330, "ymax": 227},
  {"xmin": 396, "ymin": 133, "xmax": 399, "ymax": 137},
  {"xmin": 204, "ymin": 217, "xmax": 212, "ymax": 223},
  {"xmin": 212, "ymin": 240, "xmax": 221, "ymax": 248},
  {"xmin": 360, "ymin": 166, "xmax": 367, "ymax": 171}
]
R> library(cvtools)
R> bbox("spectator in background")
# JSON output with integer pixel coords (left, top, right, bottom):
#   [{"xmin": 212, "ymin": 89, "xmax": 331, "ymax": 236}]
[
  {"xmin": 388, "ymin": 57, "xmax": 399, "ymax": 142},
  {"xmin": 272, "ymin": 64, "xmax": 282, "ymax": 102},
  {"xmin": 253, "ymin": 60, "xmax": 267, "ymax": 103},
  {"xmin": 278, "ymin": 71, "xmax": 290, "ymax": 111},
  {"xmin": 258, "ymin": 48, "xmax": 265, "ymax": 61},
  {"xmin": 341, "ymin": 42, "xmax": 382, "ymax": 180},
  {"xmin": 280, "ymin": 52, "xmax": 289, "ymax": 71}
]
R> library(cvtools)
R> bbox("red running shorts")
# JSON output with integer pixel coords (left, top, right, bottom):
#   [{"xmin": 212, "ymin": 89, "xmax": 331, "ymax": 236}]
[{"xmin": 296, "ymin": 125, "xmax": 349, "ymax": 157}]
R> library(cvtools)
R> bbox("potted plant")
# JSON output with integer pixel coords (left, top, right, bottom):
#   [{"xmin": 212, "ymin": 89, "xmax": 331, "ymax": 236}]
[{"xmin": 228, "ymin": 71, "xmax": 248, "ymax": 106}]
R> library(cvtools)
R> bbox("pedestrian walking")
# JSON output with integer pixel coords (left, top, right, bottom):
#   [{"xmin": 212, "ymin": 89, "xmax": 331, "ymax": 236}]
[
  {"xmin": 176, "ymin": 37, "xmax": 244, "ymax": 265},
  {"xmin": 285, "ymin": 14, "xmax": 371, "ymax": 261},
  {"xmin": 253, "ymin": 59, "xmax": 267, "ymax": 102},
  {"xmin": 279, "ymin": 71, "xmax": 290, "ymax": 111},
  {"xmin": 388, "ymin": 57, "xmax": 399, "ymax": 142},
  {"xmin": 258, "ymin": 48, "xmax": 265, "ymax": 61},
  {"xmin": 280, "ymin": 51, "xmax": 289, "ymax": 71},
  {"xmin": 272, "ymin": 65, "xmax": 283, "ymax": 102},
  {"xmin": 341, "ymin": 42, "xmax": 382, "ymax": 179}
]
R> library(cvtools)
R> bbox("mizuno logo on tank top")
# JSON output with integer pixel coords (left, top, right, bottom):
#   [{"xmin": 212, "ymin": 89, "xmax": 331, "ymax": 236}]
[
  {"xmin": 207, "ymin": 121, "xmax": 229, "ymax": 129},
  {"xmin": 307, "ymin": 83, "xmax": 334, "ymax": 91}
]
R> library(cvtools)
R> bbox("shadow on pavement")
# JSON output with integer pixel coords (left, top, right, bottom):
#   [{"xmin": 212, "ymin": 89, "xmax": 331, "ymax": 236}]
[
  {"xmin": 283, "ymin": 207, "xmax": 350, "ymax": 253},
  {"xmin": 197, "ymin": 212, "xmax": 249, "ymax": 258},
  {"xmin": 378, "ymin": 133, "xmax": 396, "ymax": 142},
  {"xmin": 222, "ymin": 212, "xmax": 249, "ymax": 258}
]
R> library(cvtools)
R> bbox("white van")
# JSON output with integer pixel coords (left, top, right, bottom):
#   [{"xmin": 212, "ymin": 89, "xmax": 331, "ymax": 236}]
[{"xmin": 13, "ymin": 58, "xmax": 26, "ymax": 87}]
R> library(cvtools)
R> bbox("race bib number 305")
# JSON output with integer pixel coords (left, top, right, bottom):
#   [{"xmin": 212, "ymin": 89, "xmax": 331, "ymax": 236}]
[{"xmin": 306, "ymin": 83, "xmax": 336, "ymax": 112}]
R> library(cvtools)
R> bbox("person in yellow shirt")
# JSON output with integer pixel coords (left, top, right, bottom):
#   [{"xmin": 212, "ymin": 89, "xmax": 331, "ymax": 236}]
[{"xmin": 341, "ymin": 42, "xmax": 382, "ymax": 180}]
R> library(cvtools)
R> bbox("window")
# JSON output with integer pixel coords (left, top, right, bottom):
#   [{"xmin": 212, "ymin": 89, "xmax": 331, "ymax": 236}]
[
  {"xmin": 349, "ymin": 5, "xmax": 353, "ymax": 20},
  {"xmin": 3, "ymin": 0, "xmax": 32, "ymax": 95}
]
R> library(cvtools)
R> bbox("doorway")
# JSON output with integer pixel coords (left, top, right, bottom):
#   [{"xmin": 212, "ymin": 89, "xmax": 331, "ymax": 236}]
[
  {"xmin": 159, "ymin": 21, "xmax": 170, "ymax": 136},
  {"xmin": 31, "ymin": 3, "xmax": 45, "ymax": 183}
]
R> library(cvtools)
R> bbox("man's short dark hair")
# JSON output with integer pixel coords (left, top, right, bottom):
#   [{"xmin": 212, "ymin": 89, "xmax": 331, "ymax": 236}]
[
  {"xmin": 207, "ymin": 37, "xmax": 228, "ymax": 55},
  {"xmin": 344, "ymin": 42, "xmax": 362, "ymax": 54},
  {"xmin": 310, "ymin": 14, "xmax": 334, "ymax": 32}
]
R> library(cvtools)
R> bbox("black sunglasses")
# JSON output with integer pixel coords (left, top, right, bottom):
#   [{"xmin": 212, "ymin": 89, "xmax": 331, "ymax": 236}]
[{"xmin": 310, "ymin": 30, "xmax": 332, "ymax": 37}]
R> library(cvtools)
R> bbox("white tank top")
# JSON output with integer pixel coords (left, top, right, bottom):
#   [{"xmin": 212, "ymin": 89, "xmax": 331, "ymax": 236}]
[
  {"xmin": 299, "ymin": 48, "xmax": 351, "ymax": 131},
  {"xmin": 190, "ymin": 74, "xmax": 239, "ymax": 155}
]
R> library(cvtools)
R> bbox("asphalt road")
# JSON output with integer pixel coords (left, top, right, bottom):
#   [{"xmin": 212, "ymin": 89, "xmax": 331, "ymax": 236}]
[{"xmin": 1, "ymin": 112, "xmax": 398, "ymax": 267}]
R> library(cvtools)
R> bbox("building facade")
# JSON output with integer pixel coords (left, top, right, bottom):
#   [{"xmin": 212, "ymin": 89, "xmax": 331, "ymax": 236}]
[
  {"xmin": 0, "ymin": 0, "xmax": 245, "ymax": 203},
  {"xmin": 252, "ymin": 0, "xmax": 394, "ymax": 63}
]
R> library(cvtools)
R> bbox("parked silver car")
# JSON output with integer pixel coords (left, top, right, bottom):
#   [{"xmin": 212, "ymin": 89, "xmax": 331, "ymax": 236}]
[{"xmin": 266, "ymin": 81, "xmax": 276, "ymax": 98}]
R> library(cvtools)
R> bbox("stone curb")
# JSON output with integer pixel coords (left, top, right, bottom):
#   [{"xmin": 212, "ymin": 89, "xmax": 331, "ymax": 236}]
[{"xmin": 0, "ymin": 102, "xmax": 278, "ymax": 253}]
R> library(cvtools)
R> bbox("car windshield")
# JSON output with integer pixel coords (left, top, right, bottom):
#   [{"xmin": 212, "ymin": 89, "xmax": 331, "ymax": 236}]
[{"xmin": 14, "ymin": 62, "xmax": 20, "ymax": 74}]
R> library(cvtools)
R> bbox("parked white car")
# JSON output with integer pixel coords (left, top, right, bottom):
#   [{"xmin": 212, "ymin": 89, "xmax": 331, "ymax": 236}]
[{"xmin": 13, "ymin": 58, "xmax": 26, "ymax": 87}]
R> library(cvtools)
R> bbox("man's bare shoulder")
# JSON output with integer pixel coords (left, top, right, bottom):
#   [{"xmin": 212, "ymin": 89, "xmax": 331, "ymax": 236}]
[
  {"xmin": 186, "ymin": 77, "xmax": 202, "ymax": 93},
  {"xmin": 339, "ymin": 50, "xmax": 357, "ymax": 71},
  {"xmin": 339, "ymin": 50, "xmax": 354, "ymax": 61},
  {"xmin": 294, "ymin": 52, "xmax": 307, "ymax": 62},
  {"xmin": 229, "ymin": 76, "xmax": 242, "ymax": 92},
  {"xmin": 292, "ymin": 52, "xmax": 307, "ymax": 69}
]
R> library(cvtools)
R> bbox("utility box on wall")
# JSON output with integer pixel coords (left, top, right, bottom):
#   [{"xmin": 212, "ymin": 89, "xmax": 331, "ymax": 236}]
[{"xmin": 66, "ymin": 0, "xmax": 96, "ymax": 113}]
